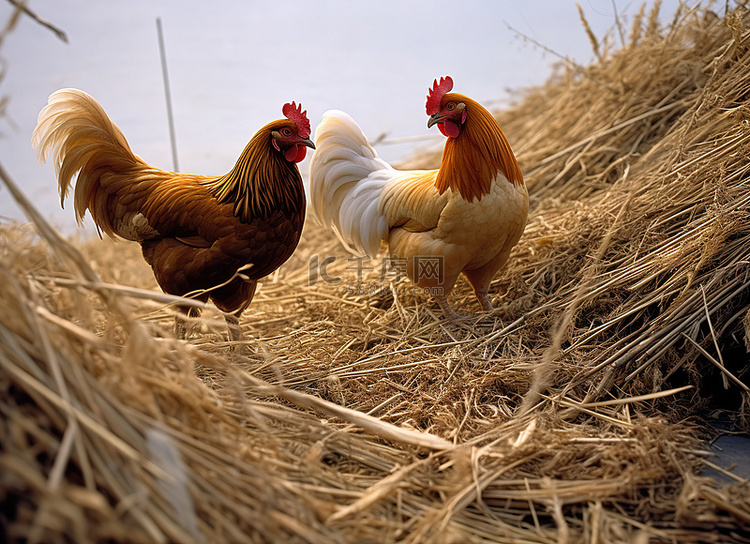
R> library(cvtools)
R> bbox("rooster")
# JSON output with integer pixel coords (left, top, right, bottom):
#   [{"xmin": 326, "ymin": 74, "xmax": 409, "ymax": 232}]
[
  {"xmin": 309, "ymin": 77, "xmax": 528, "ymax": 317},
  {"xmin": 32, "ymin": 89, "xmax": 314, "ymax": 339}
]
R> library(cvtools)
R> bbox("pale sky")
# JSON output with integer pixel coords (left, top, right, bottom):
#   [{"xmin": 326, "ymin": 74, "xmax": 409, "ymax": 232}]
[{"xmin": 0, "ymin": 0, "xmax": 693, "ymax": 234}]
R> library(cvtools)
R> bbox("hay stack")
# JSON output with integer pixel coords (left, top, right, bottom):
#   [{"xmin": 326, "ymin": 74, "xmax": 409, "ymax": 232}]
[{"xmin": 2, "ymin": 2, "xmax": 750, "ymax": 543}]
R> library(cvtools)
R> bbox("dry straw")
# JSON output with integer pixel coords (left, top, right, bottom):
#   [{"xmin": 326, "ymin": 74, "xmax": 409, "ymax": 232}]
[{"xmin": 2, "ymin": 2, "xmax": 750, "ymax": 543}]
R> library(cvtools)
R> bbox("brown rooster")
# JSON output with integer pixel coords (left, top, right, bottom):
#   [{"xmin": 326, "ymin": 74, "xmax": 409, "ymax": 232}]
[
  {"xmin": 309, "ymin": 76, "xmax": 528, "ymax": 317},
  {"xmin": 32, "ymin": 89, "xmax": 313, "ymax": 339}
]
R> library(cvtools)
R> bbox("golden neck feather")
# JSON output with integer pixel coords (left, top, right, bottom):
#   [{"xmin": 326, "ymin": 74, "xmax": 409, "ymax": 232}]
[
  {"xmin": 435, "ymin": 95, "xmax": 523, "ymax": 202},
  {"xmin": 205, "ymin": 123, "xmax": 306, "ymax": 221}
]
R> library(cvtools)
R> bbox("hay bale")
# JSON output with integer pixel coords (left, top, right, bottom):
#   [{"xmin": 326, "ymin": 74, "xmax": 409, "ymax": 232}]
[{"xmin": 2, "ymin": 3, "xmax": 750, "ymax": 542}]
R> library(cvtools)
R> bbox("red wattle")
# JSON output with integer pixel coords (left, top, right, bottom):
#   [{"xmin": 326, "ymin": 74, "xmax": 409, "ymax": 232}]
[
  {"xmin": 294, "ymin": 146, "xmax": 307, "ymax": 163},
  {"xmin": 439, "ymin": 120, "xmax": 460, "ymax": 138},
  {"xmin": 284, "ymin": 145, "xmax": 299, "ymax": 162}
]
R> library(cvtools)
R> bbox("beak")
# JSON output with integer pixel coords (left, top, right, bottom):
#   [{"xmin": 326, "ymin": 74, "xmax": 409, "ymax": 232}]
[
  {"xmin": 300, "ymin": 137, "xmax": 316, "ymax": 150},
  {"xmin": 427, "ymin": 113, "xmax": 443, "ymax": 129}
]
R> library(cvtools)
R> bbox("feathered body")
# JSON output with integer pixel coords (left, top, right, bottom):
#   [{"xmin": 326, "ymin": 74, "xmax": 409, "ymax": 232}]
[
  {"xmin": 309, "ymin": 77, "xmax": 528, "ymax": 315},
  {"xmin": 32, "ymin": 89, "xmax": 313, "ymax": 337}
]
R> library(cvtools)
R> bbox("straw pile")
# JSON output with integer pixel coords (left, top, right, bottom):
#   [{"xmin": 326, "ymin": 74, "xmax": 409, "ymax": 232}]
[{"xmin": 2, "ymin": 2, "xmax": 750, "ymax": 542}]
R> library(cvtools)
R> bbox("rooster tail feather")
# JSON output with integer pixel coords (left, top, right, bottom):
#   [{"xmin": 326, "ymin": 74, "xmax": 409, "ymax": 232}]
[
  {"xmin": 309, "ymin": 110, "xmax": 393, "ymax": 256},
  {"xmin": 31, "ymin": 89, "xmax": 142, "ymax": 235}
]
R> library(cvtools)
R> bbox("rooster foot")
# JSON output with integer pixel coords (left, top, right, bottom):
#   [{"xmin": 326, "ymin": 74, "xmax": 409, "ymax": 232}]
[
  {"xmin": 475, "ymin": 292, "xmax": 494, "ymax": 312},
  {"xmin": 223, "ymin": 312, "xmax": 253, "ymax": 355},
  {"xmin": 223, "ymin": 312, "xmax": 245, "ymax": 342},
  {"xmin": 435, "ymin": 297, "xmax": 468, "ymax": 321},
  {"xmin": 175, "ymin": 306, "xmax": 202, "ymax": 340}
]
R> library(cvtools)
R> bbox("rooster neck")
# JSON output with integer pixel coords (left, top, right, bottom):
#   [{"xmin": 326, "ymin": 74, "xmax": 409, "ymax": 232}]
[
  {"xmin": 205, "ymin": 129, "xmax": 306, "ymax": 222},
  {"xmin": 434, "ymin": 97, "xmax": 523, "ymax": 202}
]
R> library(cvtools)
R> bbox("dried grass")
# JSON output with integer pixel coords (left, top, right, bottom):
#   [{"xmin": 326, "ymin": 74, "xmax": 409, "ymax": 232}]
[{"xmin": 2, "ymin": 2, "xmax": 750, "ymax": 543}]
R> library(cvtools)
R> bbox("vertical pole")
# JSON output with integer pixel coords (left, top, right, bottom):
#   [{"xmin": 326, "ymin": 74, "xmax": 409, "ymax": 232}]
[{"xmin": 156, "ymin": 17, "xmax": 179, "ymax": 172}]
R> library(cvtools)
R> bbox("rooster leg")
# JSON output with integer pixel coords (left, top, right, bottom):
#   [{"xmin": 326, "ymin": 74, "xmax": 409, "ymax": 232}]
[
  {"xmin": 223, "ymin": 312, "xmax": 244, "ymax": 342},
  {"xmin": 175, "ymin": 317, "xmax": 187, "ymax": 339},
  {"xmin": 176, "ymin": 306, "xmax": 202, "ymax": 339},
  {"xmin": 465, "ymin": 281, "xmax": 494, "ymax": 312},
  {"xmin": 463, "ymin": 248, "xmax": 514, "ymax": 312},
  {"xmin": 474, "ymin": 291, "xmax": 493, "ymax": 312}
]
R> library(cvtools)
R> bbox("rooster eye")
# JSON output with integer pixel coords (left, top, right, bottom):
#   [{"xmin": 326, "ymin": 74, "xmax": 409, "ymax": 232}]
[
  {"xmin": 446, "ymin": 103, "xmax": 455, "ymax": 111},
  {"xmin": 282, "ymin": 128, "xmax": 292, "ymax": 137}
]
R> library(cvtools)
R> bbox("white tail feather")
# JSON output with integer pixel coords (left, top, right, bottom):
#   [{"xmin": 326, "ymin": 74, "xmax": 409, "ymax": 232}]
[{"xmin": 309, "ymin": 111, "xmax": 395, "ymax": 256}]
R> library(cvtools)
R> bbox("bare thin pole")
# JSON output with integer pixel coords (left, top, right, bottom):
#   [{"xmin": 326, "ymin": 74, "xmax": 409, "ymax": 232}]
[{"xmin": 156, "ymin": 17, "xmax": 179, "ymax": 172}]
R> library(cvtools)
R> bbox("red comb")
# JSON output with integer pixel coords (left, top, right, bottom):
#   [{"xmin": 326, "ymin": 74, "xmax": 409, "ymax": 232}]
[
  {"xmin": 426, "ymin": 76, "xmax": 454, "ymax": 115},
  {"xmin": 282, "ymin": 101, "xmax": 310, "ymax": 138}
]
